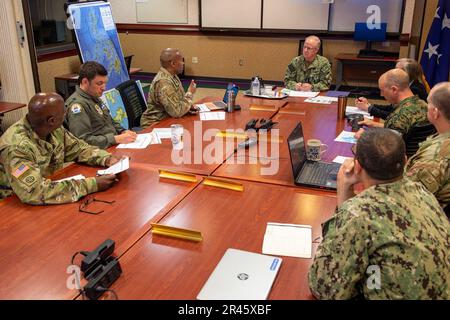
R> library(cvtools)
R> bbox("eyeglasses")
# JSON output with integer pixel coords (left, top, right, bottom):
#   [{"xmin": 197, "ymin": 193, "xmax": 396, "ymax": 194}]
[
  {"xmin": 79, "ymin": 196, "xmax": 115, "ymax": 215},
  {"xmin": 351, "ymin": 144, "xmax": 357, "ymax": 157},
  {"xmin": 303, "ymin": 46, "xmax": 317, "ymax": 52}
]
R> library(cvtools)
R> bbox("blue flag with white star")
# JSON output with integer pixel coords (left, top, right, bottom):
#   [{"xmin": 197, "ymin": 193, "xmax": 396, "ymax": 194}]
[{"xmin": 420, "ymin": 0, "xmax": 450, "ymax": 88}]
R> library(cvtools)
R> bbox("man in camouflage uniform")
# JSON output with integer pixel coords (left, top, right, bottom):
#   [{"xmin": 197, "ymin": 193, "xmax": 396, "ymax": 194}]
[
  {"xmin": 405, "ymin": 82, "xmax": 450, "ymax": 214},
  {"xmin": 140, "ymin": 48, "xmax": 198, "ymax": 128},
  {"xmin": 65, "ymin": 61, "xmax": 137, "ymax": 149},
  {"xmin": 0, "ymin": 93, "xmax": 119, "ymax": 205},
  {"xmin": 357, "ymin": 69, "xmax": 429, "ymax": 137},
  {"xmin": 309, "ymin": 128, "xmax": 449, "ymax": 299},
  {"xmin": 284, "ymin": 35, "xmax": 331, "ymax": 92}
]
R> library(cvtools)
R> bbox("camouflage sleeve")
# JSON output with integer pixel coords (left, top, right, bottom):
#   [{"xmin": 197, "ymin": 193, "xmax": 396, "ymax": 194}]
[
  {"xmin": 383, "ymin": 112, "xmax": 410, "ymax": 136},
  {"xmin": 156, "ymin": 80, "xmax": 192, "ymax": 118},
  {"xmin": 308, "ymin": 210, "xmax": 370, "ymax": 299},
  {"xmin": 406, "ymin": 157, "xmax": 448, "ymax": 196},
  {"xmin": 66, "ymin": 103, "xmax": 116, "ymax": 149},
  {"xmin": 311, "ymin": 60, "xmax": 332, "ymax": 92},
  {"xmin": 284, "ymin": 59, "xmax": 299, "ymax": 90},
  {"xmin": 2, "ymin": 147, "xmax": 98, "ymax": 205},
  {"xmin": 62, "ymin": 129, "xmax": 111, "ymax": 167}
]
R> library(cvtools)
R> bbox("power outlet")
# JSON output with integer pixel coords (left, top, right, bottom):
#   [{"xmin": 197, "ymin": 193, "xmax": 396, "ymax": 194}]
[
  {"xmin": 239, "ymin": 58, "xmax": 244, "ymax": 66},
  {"xmin": 192, "ymin": 56, "xmax": 199, "ymax": 64}
]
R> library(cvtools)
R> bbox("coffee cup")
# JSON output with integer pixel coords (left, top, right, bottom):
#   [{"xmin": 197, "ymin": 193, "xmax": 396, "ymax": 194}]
[
  {"xmin": 337, "ymin": 96, "xmax": 347, "ymax": 120},
  {"xmin": 306, "ymin": 139, "xmax": 328, "ymax": 161}
]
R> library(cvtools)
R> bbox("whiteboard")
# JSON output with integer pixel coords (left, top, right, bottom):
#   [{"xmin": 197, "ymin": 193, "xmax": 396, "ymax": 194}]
[
  {"xmin": 263, "ymin": 0, "xmax": 329, "ymax": 31},
  {"xmin": 329, "ymin": 0, "xmax": 403, "ymax": 32},
  {"xmin": 136, "ymin": 0, "xmax": 188, "ymax": 24},
  {"xmin": 201, "ymin": 0, "xmax": 261, "ymax": 29}
]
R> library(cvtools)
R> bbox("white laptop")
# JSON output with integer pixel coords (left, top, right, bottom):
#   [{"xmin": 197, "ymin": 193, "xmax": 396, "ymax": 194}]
[{"xmin": 197, "ymin": 248, "xmax": 282, "ymax": 300}]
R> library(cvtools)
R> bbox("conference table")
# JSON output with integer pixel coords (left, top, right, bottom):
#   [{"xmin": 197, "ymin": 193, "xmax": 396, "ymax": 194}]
[{"xmin": 0, "ymin": 91, "xmax": 357, "ymax": 300}]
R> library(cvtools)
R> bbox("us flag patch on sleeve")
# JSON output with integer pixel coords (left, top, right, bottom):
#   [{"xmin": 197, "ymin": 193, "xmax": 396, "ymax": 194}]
[{"xmin": 12, "ymin": 164, "xmax": 30, "ymax": 178}]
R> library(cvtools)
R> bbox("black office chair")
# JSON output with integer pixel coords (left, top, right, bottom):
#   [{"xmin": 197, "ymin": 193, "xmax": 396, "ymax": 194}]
[
  {"xmin": 124, "ymin": 55, "xmax": 134, "ymax": 75},
  {"xmin": 403, "ymin": 122, "xmax": 437, "ymax": 158},
  {"xmin": 116, "ymin": 80, "xmax": 147, "ymax": 130}
]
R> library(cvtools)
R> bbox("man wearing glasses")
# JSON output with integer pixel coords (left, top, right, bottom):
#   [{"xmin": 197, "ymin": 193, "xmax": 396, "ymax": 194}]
[
  {"xmin": 284, "ymin": 35, "xmax": 331, "ymax": 92},
  {"xmin": 0, "ymin": 93, "xmax": 119, "ymax": 205},
  {"xmin": 308, "ymin": 128, "xmax": 449, "ymax": 299}
]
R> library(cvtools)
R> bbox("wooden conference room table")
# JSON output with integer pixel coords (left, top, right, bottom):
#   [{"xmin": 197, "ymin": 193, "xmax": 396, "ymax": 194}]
[
  {"xmin": 0, "ymin": 160, "xmax": 202, "ymax": 299},
  {"xmin": 108, "ymin": 179, "xmax": 337, "ymax": 300}
]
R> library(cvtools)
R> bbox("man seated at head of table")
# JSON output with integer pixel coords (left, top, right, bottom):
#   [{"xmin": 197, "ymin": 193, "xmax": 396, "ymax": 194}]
[
  {"xmin": 308, "ymin": 128, "xmax": 449, "ymax": 300},
  {"xmin": 0, "ymin": 93, "xmax": 120, "ymax": 205},
  {"xmin": 65, "ymin": 61, "xmax": 137, "ymax": 149},
  {"xmin": 405, "ymin": 82, "xmax": 450, "ymax": 215},
  {"xmin": 140, "ymin": 48, "xmax": 198, "ymax": 128},
  {"xmin": 355, "ymin": 58, "xmax": 428, "ymax": 119},
  {"xmin": 355, "ymin": 69, "xmax": 429, "ymax": 138},
  {"xmin": 284, "ymin": 35, "xmax": 331, "ymax": 92}
]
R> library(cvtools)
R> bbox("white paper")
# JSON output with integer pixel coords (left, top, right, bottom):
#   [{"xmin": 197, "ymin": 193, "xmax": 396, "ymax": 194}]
[
  {"xmin": 304, "ymin": 96, "xmax": 338, "ymax": 104},
  {"xmin": 262, "ymin": 222, "xmax": 312, "ymax": 258},
  {"xmin": 333, "ymin": 156, "xmax": 353, "ymax": 164},
  {"xmin": 335, "ymin": 131, "xmax": 357, "ymax": 144},
  {"xmin": 152, "ymin": 128, "xmax": 172, "ymax": 139},
  {"xmin": 97, "ymin": 157, "xmax": 129, "ymax": 175},
  {"xmin": 99, "ymin": 6, "xmax": 115, "ymax": 31},
  {"xmin": 195, "ymin": 104, "xmax": 211, "ymax": 112},
  {"xmin": 55, "ymin": 174, "xmax": 86, "ymax": 182},
  {"xmin": 116, "ymin": 133, "xmax": 161, "ymax": 149},
  {"xmin": 200, "ymin": 111, "xmax": 225, "ymax": 121},
  {"xmin": 345, "ymin": 106, "xmax": 373, "ymax": 119},
  {"xmin": 281, "ymin": 89, "xmax": 319, "ymax": 98}
]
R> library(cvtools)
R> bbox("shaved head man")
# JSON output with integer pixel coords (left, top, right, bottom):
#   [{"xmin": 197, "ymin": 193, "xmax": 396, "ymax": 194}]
[
  {"xmin": 140, "ymin": 48, "xmax": 198, "ymax": 128},
  {"xmin": 0, "ymin": 92, "xmax": 120, "ymax": 205},
  {"xmin": 284, "ymin": 35, "xmax": 331, "ymax": 92}
]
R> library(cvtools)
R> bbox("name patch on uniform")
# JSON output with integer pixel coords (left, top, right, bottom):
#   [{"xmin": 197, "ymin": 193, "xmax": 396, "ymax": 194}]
[
  {"xmin": 12, "ymin": 164, "xmax": 30, "ymax": 178},
  {"xmin": 71, "ymin": 103, "xmax": 82, "ymax": 114}
]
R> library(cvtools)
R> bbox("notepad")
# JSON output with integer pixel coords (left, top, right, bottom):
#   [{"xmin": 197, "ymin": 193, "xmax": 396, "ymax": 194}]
[
  {"xmin": 262, "ymin": 222, "xmax": 312, "ymax": 258},
  {"xmin": 97, "ymin": 157, "xmax": 130, "ymax": 175}
]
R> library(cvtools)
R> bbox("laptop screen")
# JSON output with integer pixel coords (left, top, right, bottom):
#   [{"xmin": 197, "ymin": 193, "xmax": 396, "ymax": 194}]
[{"xmin": 287, "ymin": 122, "xmax": 308, "ymax": 179}]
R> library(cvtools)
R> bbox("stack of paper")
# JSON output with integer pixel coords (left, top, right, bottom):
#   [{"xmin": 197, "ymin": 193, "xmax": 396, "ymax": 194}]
[
  {"xmin": 304, "ymin": 96, "xmax": 338, "ymax": 104},
  {"xmin": 281, "ymin": 89, "xmax": 319, "ymax": 98},
  {"xmin": 262, "ymin": 222, "xmax": 312, "ymax": 258},
  {"xmin": 116, "ymin": 132, "xmax": 161, "ymax": 149},
  {"xmin": 98, "ymin": 157, "xmax": 130, "ymax": 175}
]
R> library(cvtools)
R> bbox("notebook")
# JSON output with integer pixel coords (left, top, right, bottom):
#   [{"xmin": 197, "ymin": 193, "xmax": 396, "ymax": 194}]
[
  {"xmin": 197, "ymin": 248, "xmax": 282, "ymax": 300},
  {"xmin": 287, "ymin": 122, "xmax": 340, "ymax": 190}
]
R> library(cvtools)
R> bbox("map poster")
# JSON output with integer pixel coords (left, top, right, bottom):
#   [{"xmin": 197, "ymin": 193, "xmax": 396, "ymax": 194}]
[{"xmin": 68, "ymin": 1, "xmax": 130, "ymax": 90}]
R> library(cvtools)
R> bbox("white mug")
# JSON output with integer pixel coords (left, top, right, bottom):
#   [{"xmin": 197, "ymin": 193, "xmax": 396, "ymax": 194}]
[{"xmin": 306, "ymin": 139, "xmax": 328, "ymax": 161}]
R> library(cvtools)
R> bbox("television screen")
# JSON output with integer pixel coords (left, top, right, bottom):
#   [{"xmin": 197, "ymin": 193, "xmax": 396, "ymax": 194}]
[{"xmin": 354, "ymin": 22, "xmax": 387, "ymax": 42}]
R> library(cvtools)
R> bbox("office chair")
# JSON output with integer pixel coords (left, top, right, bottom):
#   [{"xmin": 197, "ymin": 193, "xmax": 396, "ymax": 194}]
[
  {"xmin": 116, "ymin": 80, "xmax": 147, "ymax": 130},
  {"xmin": 403, "ymin": 122, "xmax": 436, "ymax": 158},
  {"xmin": 124, "ymin": 55, "xmax": 134, "ymax": 75}
]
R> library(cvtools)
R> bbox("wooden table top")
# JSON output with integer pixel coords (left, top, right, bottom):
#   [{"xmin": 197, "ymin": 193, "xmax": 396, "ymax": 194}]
[
  {"xmin": 108, "ymin": 179, "xmax": 337, "ymax": 300},
  {"xmin": 0, "ymin": 164, "xmax": 201, "ymax": 299},
  {"xmin": 0, "ymin": 102, "xmax": 26, "ymax": 115}
]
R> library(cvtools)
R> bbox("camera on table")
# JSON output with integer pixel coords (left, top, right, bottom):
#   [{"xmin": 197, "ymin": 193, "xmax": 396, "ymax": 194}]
[{"xmin": 347, "ymin": 114, "xmax": 364, "ymax": 132}]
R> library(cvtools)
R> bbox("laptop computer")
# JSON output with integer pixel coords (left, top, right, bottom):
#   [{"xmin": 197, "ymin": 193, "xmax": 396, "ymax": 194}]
[
  {"xmin": 197, "ymin": 248, "xmax": 282, "ymax": 300},
  {"xmin": 287, "ymin": 122, "xmax": 340, "ymax": 190},
  {"xmin": 203, "ymin": 84, "xmax": 240, "ymax": 111}
]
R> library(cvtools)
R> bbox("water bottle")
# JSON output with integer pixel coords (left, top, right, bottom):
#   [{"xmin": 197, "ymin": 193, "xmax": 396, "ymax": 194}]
[
  {"xmin": 251, "ymin": 77, "xmax": 260, "ymax": 96},
  {"xmin": 226, "ymin": 90, "xmax": 234, "ymax": 112}
]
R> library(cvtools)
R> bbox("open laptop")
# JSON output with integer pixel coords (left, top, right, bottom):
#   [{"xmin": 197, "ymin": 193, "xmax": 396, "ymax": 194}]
[
  {"xmin": 197, "ymin": 248, "xmax": 282, "ymax": 300},
  {"xmin": 203, "ymin": 85, "xmax": 240, "ymax": 110},
  {"xmin": 287, "ymin": 122, "xmax": 340, "ymax": 190}
]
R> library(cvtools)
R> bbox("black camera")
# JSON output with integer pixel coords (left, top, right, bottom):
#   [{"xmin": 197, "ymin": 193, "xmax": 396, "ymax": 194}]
[{"xmin": 347, "ymin": 114, "xmax": 364, "ymax": 132}]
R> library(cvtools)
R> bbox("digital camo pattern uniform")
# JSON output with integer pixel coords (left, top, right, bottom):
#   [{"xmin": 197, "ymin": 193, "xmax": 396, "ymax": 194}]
[
  {"xmin": 284, "ymin": 55, "xmax": 332, "ymax": 92},
  {"xmin": 140, "ymin": 67, "xmax": 193, "ymax": 128},
  {"xmin": 383, "ymin": 96, "xmax": 429, "ymax": 136},
  {"xmin": 0, "ymin": 117, "xmax": 110, "ymax": 204},
  {"xmin": 65, "ymin": 86, "xmax": 125, "ymax": 149},
  {"xmin": 308, "ymin": 179, "xmax": 450, "ymax": 300},
  {"xmin": 406, "ymin": 131, "xmax": 450, "ymax": 210}
]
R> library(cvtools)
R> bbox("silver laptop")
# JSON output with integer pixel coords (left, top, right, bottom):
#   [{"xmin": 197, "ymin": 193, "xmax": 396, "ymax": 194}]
[{"xmin": 197, "ymin": 248, "xmax": 282, "ymax": 300}]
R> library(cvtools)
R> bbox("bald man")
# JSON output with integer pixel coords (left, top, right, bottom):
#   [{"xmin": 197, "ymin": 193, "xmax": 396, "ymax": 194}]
[
  {"xmin": 284, "ymin": 35, "xmax": 331, "ymax": 92},
  {"xmin": 140, "ymin": 48, "xmax": 197, "ymax": 128},
  {"xmin": 405, "ymin": 82, "xmax": 450, "ymax": 213},
  {"xmin": 356, "ymin": 69, "xmax": 429, "ymax": 137},
  {"xmin": 0, "ymin": 93, "xmax": 119, "ymax": 205}
]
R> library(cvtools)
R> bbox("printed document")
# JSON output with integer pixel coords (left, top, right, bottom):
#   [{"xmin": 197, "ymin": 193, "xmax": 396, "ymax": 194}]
[
  {"xmin": 262, "ymin": 222, "xmax": 312, "ymax": 258},
  {"xmin": 304, "ymin": 96, "xmax": 338, "ymax": 104},
  {"xmin": 55, "ymin": 174, "xmax": 86, "ymax": 182},
  {"xmin": 152, "ymin": 128, "xmax": 172, "ymax": 139},
  {"xmin": 281, "ymin": 89, "xmax": 319, "ymax": 98},
  {"xmin": 334, "ymin": 131, "xmax": 357, "ymax": 144},
  {"xmin": 345, "ymin": 106, "xmax": 373, "ymax": 119},
  {"xmin": 200, "ymin": 111, "xmax": 225, "ymax": 121},
  {"xmin": 98, "ymin": 157, "xmax": 130, "ymax": 175},
  {"xmin": 116, "ymin": 132, "xmax": 161, "ymax": 149}
]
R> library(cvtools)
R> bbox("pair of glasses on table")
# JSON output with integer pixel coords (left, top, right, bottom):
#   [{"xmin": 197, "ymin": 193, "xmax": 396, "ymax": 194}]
[{"xmin": 79, "ymin": 196, "xmax": 115, "ymax": 215}]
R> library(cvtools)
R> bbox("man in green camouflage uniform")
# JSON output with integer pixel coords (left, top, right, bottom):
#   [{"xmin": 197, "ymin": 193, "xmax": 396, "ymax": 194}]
[
  {"xmin": 65, "ymin": 61, "xmax": 137, "ymax": 149},
  {"xmin": 0, "ymin": 93, "xmax": 119, "ymax": 205},
  {"xmin": 309, "ymin": 128, "xmax": 449, "ymax": 299},
  {"xmin": 140, "ymin": 48, "xmax": 198, "ymax": 128},
  {"xmin": 405, "ymin": 82, "xmax": 450, "ymax": 214},
  {"xmin": 357, "ymin": 69, "xmax": 429, "ymax": 137},
  {"xmin": 284, "ymin": 35, "xmax": 331, "ymax": 92}
]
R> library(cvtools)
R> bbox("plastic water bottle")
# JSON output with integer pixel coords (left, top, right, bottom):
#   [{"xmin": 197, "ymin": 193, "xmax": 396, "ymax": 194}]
[{"xmin": 251, "ymin": 77, "xmax": 260, "ymax": 96}]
